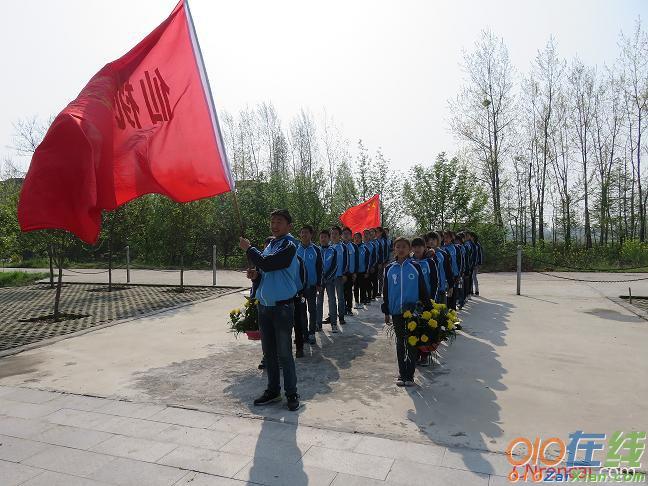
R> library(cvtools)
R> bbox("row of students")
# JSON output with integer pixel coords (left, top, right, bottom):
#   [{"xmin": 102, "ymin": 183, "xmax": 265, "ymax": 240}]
[
  {"xmin": 242, "ymin": 208, "xmax": 485, "ymax": 412},
  {"xmin": 381, "ymin": 230, "xmax": 484, "ymax": 386}
]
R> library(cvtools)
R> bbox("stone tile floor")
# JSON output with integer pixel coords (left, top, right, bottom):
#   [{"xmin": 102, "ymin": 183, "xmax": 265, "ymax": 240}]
[
  {"xmin": 0, "ymin": 385, "xmax": 507, "ymax": 485},
  {"xmin": 0, "ymin": 284, "xmax": 241, "ymax": 353}
]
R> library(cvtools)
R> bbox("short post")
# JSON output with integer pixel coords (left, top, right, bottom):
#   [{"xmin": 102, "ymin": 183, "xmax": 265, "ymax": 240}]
[
  {"xmin": 516, "ymin": 245, "xmax": 522, "ymax": 296},
  {"xmin": 212, "ymin": 244, "xmax": 217, "ymax": 286},
  {"xmin": 180, "ymin": 254, "xmax": 184, "ymax": 292},
  {"xmin": 126, "ymin": 245, "xmax": 131, "ymax": 284}
]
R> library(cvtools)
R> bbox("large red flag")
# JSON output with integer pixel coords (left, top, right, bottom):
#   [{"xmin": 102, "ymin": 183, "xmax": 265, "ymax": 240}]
[
  {"xmin": 18, "ymin": 0, "xmax": 233, "ymax": 244},
  {"xmin": 339, "ymin": 194, "xmax": 381, "ymax": 233}
]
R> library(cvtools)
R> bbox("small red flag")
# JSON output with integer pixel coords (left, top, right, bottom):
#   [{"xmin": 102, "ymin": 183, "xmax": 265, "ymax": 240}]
[
  {"xmin": 18, "ymin": 0, "xmax": 233, "ymax": 244},
  {"xmin": 339, "ymin": 194, "xmax": 381, "ymax": 234}
]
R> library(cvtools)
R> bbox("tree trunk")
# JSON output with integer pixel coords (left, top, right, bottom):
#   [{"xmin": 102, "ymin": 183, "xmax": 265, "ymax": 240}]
[
  {"xmin": 48, "ymin": 243, "xmax": 54, "ymax": 289},
  {"xmin": 53, "ymin": 241, "xmax": 64, "ymax": 322}
]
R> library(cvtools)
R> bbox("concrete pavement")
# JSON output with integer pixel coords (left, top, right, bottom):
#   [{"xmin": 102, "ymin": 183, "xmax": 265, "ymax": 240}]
[
  {"xmin": 1, "ymin": 272, "xmax": 647, "ymax": 484},
  {"xmin": 0, "ymin": 386, "xmax": 499, "ymax": 486}
]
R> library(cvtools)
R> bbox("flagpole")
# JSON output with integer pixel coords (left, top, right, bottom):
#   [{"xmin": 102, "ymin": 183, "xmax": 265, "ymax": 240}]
[{"xmin": 184, "ymin": 0, "xmax": 245, "ymax": 237}]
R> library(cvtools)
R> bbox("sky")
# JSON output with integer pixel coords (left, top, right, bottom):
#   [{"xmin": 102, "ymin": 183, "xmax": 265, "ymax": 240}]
[{"xmin": 1, "ymin": 0, "xmax": 646, "ymax": 173}]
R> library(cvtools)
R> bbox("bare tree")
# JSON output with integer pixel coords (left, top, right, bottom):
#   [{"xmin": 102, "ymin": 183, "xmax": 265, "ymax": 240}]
[
  {"xmin": 619, "ymin": 19, "xmax": 648, "ymax": 241},
  {"xmin": 568, "ymin": 58, "xmax": 596, "ymax": 248},
  {"xmin": 450, "ymin": 29, "xmax": 516, "ymax": 227}
]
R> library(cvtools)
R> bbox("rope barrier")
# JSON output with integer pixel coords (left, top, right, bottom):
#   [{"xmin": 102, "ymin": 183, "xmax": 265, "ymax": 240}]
[
  {"xmin": 524, "ymin": 254, "xmax": 648, "ymax": 272},
  {"xmin": 536, "ymin": 271, "xmax": 648, "ymax": 283}
]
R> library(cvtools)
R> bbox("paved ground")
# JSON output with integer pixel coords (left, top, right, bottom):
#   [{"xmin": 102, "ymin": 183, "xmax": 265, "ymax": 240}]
[
  {"xmin": 0, "ymin": 271, "xmax": 647, "ymax": 485},
  {"xmin": 0, "ymin": 386, "xmax": 504, "ymax": 486},
  {"xmin": 3, "ymin": 268, "xmax": 249, "ymax": 288},
  {"xmin": 0, "ymin": 284, "xmax": 241, "ymax": 354}
]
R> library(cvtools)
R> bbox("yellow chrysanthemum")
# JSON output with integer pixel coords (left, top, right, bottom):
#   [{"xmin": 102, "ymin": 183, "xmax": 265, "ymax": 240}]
[
  {"xmin": 431, "ymin": 309, "xmax": 439, "ymax": 318},
  {"xmin": 432, "ymin": 303, "xmax": 442, "ymax": 310},
  {"xmin": 421, "ymin": 311, "xmax": 432, "ymax": 320},
  {"xmin": 421, "ymin": 334, "xmax": 429, "ymax": 343},
  {"xmin": 229, "ymin": 309, "xmax": 236, "ymax": 316},
  {"xmin": 438, "ymin": 303, "xmax": 447, "ymax": 310},
  {"xmin": 244, "ymin": 301, "xmax": 250, "ymax": 308},
  {"xmin": 407, "ymin": 335, "xmax": 419, "ymax": 346},
  {"xmin": 403, "ymin": 310, "xmax": 413, "ymax": 319},
  {"xmin": 407, "ymin": 321, "xmax": 417, "ymax": 331},
  {"xmin": 428, "ymin": 319, "xmax": 438, "ymax": 328},
  {"xmin": 448, "ymin": 322, "xmax": 455, "ymax": 330}
]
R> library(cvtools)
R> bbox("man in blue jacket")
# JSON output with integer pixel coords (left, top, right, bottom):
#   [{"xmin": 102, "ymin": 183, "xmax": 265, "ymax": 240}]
[
  {"xmin": 330, "ymin": 226, "xmax": 348, "ymax": 325},
  {"xmin": 317, "ymin": 229, "xmax": 340, "ymax": 333},
  {"xmin": 239, "ymin": 209, "xmax": 301, "ymax": 411},
  {"xmin": 342, "ymin": 227, "xmax": 358, "ymax": 315},
  {"xmin": 297, "ymin": 225, "xmax": 323, "ymax": 345}
]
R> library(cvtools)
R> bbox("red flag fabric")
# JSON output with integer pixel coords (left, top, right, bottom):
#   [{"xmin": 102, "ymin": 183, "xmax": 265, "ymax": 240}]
[
  {"xmin": 18, "ymin": 0, "xmax": 233, "ymax": 244},
  {"xmin": 339, "ymin": 194, "xmax": 381, "ymax": 233}
]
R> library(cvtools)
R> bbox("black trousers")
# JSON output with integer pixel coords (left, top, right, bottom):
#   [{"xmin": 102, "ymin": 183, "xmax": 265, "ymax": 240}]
[
  {"xmin": 344, "ymin": 273, "xmax": 354, "ymax": 312},
  {"xmin": 293, "ymin": 296, "xmax": 307, "ymax": 351},
  {"xmin": 356, "ymin": 273, "xmax": 368, "ymax": 303},
  {"xmin": 393, "ymin": 315, "xmax": 418, "ymax": 381},
  {"xmin": 465, "ymin": 269, "xmax": 474, "ymax": 295},
  {"xmin": 448, "ymin": 283, "xmax": 458, "ymax": 310}
]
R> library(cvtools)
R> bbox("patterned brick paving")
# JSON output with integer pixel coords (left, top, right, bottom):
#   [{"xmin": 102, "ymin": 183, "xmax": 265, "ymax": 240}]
[{"xmin": 0, "ymin": 284, "xmax": 240, "ymax": 352}]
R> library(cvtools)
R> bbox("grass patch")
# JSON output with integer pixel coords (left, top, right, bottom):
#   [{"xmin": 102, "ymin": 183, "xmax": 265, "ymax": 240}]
[{"xmin": 0, "ymin": 271, "xmax": 49, "ymax": 287}]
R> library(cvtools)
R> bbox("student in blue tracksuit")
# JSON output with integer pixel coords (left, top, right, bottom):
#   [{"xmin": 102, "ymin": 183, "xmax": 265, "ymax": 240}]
[
  {"xmin": 455, "ymin": 233, "xmax": 467, "ymax": 309},
  {"xmin": 411, "ymin": 237, "xmax": 440, "ymax": 303},
  {"xmin": 412, "ymin": 236, "xmax": 440, "ymax": 367},
  {"xmin": 292, "ymin": 251, "xmax": 308, "ymax": 357},
  {"xmin": 425, "ymin": 231, "xmax": 452, "ymax": 304},
  {"xmin": 330, "ymin": 226, "xmax": 348, "ymax": 326},
  {"xmin": 442, "ymin": 230, "xmax": 460, "ymax": 310},
  {"xmin": 342, "ymin": 227, "xmax": 358, "ymax": 315},
  {"xmin": 240, "ymin": 209, "xmax": 301, "ymax": 411},
  {"xmin": 317, "ymin": 229, "xmax": 340, "ymax": 333},
  {"xmin": 363, "ymin": 229, "xmax": 376, "ymax": 302},
  {"xmin": 297, "ymin": 225, "xmax": 323, "ymax": 347},
  {"xmin": 383, "ymin": 228, "xmax": 393, "ymax": 263},
  {"xmin": 354, "ymin": 232, "xmax": 371, "ymax": 306},
  {"xmin": 381, "ymin": 237, "xmax": 431, "ymax": 387},
  {"xmin": 374, "ymin": 227, "xmax": 385, "ymax": 298},
  {"xmin": 460, "ymin": 231, "xmax": 475, "ymax": 299},
  {"xmin": 473, "ymin": 233, "xmax": 483, "ymax": 296}
]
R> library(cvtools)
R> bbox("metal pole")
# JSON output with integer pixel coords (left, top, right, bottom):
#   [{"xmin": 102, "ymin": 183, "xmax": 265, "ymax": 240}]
[
  {"xmin": 629, "ymin": 287, "xmax": 633, "ymax": 305},
  {"xmin": 516, "ymin": 245, "xmax": 522, "ymax": 296},
  {"xmin": 180, "ymin": 254, "xmax": 184, "ymax": 292},
  {"xmin": 212, "ymin": 244, "xmax": 217, "ymax": 286},
  {"xmin": 126, "ymin": 245, "xmax": 131, "ymax": 283}
]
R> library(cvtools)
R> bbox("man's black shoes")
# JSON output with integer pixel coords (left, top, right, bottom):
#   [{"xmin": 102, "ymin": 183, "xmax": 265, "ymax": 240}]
[
  {"xmin": 253, "ymin": 390, "xmax": 281, "ymax": 406},
  {"xmin": 287, "ymin": 393, "xmax": 300, "ymax": 411}
]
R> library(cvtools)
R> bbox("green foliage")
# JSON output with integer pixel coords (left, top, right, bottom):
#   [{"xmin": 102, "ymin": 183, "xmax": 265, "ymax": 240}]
[
  {"xmin": 403, "ymin": 153, "xmax": 488, "ymax": 233},
  {"xmin": 0, "ymin": 271, "xmax": 48, "ymax": 287}
]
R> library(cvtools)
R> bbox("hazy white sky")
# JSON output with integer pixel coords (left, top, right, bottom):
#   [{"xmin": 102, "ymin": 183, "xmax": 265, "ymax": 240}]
[{"xmin": 1, "ymin": 0, "xmax": 646, "ymax": 172}]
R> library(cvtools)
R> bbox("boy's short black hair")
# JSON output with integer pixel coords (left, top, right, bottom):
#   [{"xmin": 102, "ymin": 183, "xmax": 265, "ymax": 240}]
[
  {"xmin": 301, "ymin": 224, "xmax": 314, "ymax": 234},
  {"xmin": 392, "ymin": 236, "xmax": 411, "ymax": 248},
  {"xmin": 411, "ymin": 237, "xmax": 426, "ymax": 247},
  {"xmin": 342, "ymin": 227, "xmax": 352, "ymax": 234},
  {"xmin": 270, "ymin": 208, "xmax": 292, "ymax": 224},
  {"xmin": 425, "ymin": 231, "xmax": 439, "ymax": 241},
  {"xmin": 331, "ymin": 225, "xmax": 342, "ymax": 234},
  {"xmin": 443, "ymin": 229, "xmax": 454, "ymax": 238},
  {"xmin": 363, "ymin": 229, "xmax": 371, "ymax": 234},
  {"xmin": 320, "ymin": 229, "xmax": 331, "ymax": 237},
  {"xmin": 353, "ymin": 232, "xmax": 362, "ymax": 238}
]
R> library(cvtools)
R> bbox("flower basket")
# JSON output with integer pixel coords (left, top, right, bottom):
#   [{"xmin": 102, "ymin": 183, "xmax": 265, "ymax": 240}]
[
  {"xmin": 418, "ymin": 343, "xmax": 440, "ymax": 353},
  {"xmin": 228, "ymin": 297, "xmax": 259, "ymax": 338},
  {"xmin": 245, "ymin": 330, "xmax": 262, "ymax": 341},
  {"xmin": 402, "ymin": 302, "xmax": 460, "ymax": 350}
]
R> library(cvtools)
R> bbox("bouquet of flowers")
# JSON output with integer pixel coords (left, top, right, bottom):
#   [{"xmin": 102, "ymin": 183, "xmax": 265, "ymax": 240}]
[
  {"xmin": 228, "ymin": 297, "xmax": 260, "ymax": 339},
  {"xmin": 402, "ymin": 301, "xmax": 461, "ymax": 352}
]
